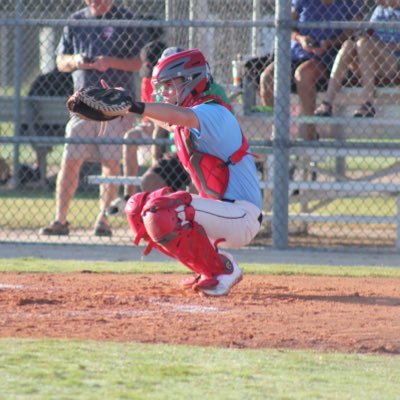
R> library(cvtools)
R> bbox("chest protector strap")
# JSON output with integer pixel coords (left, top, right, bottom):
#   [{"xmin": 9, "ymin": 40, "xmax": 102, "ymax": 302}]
[{"xmin": 174, "ymin": 95, "xmax": 252, "ymax": 199}]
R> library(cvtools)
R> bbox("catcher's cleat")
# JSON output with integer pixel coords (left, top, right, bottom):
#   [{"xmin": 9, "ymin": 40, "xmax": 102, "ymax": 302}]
[
  {"xmin": 181, "ymin": 275, "xmax": 219, "ymax": 290},
  {"xmin": 93, "ymin": 220, "xmax": 112, "ymax": 237},
  {"xmin": 106, "ymin": 195, "xmax": 130, "ymax": 216},
  {"xmin": 201, "ymin": 251, "xmax": 243, "ymax": 297},
  {"xmin": 181, "ymin": 274, "xmax": 201, "ymax": 288},
  {"xmin": 40, "ymin": 220, "xmax": 69, "ymax": 236},
  {"xmin": 192, "ymin": 276, "xmax": 219, "ymax": 291}
]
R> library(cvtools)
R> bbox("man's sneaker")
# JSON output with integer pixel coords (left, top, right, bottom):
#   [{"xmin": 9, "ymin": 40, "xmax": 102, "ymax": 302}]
[
  {"xmin": 93, "ymin": 220, "xmax": 112, "ymax": 237},
  {"xmin": 353, "ymin": 101, "xmax": 376, "ymax": 118},
  {"xmin": 40, "ymin": 220, "xmax": 69, "ymax": 236},
  {"xmin": 314, "ymin": 101, "xmax": 332, "ymax": 117},
  {"xmin": 106, "ymin": 195, "xmax": 130, "ymax": 216},
  {"xmin": 201, "ymin": 251, "xmax": 243, "ymax": 297}
]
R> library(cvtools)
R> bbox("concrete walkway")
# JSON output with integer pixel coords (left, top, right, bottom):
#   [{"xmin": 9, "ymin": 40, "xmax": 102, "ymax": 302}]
[{"xmin": 1, "ymin": 243, "xmax": 400, "ymax": 267}]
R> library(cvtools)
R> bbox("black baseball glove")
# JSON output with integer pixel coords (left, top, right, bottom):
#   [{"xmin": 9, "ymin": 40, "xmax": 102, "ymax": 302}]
[{"xmin": 66, "ymin": 87, "xmax": 145, "ymax": 121}]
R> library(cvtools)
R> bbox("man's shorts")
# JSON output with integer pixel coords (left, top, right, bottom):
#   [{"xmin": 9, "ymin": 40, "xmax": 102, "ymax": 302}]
[
  {"xmin": 64, "ymin": 114, "xmax": 136, "ymax": 161},
  {"xmin": 151, "ymin": 152, "xmax": 191, "ymax": 191}
]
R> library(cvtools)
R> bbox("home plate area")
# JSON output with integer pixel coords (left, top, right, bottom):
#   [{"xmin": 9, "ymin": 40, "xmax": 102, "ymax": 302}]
[{"xmin": 0, "ymin": 272, "xmax": 399, "ymax": 354}]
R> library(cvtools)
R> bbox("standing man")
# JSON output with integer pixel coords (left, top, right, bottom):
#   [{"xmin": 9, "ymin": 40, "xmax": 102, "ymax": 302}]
[
  {"xmin": 123, "ymin": 49, "xmax": 263, "ymax": 296},
  {"xmin": 40, "ymin": 0, "xmax": 148, "ymax": 237}
]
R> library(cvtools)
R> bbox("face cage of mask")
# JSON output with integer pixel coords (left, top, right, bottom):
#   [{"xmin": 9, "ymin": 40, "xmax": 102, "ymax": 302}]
[{"xmin": 152, "ymin": 78, "xmax": 195, "ymax": 105}]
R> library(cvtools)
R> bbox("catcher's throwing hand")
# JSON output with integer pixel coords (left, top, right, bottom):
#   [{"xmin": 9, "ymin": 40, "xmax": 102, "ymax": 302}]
[{"xmin": 66, "ymin": 86, "xmax": 145, "ymax": 121}]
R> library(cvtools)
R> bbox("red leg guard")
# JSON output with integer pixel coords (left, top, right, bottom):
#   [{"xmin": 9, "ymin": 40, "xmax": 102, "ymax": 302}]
[
  {"xmin": 125, "ymin": 187, "xmax": 173, "ymax": 246},
  {"xmin": 141, "ymin": 191, "xmax": 226, "ymax": 278},
  {"xmin": 125, "ymin": 192, "xmax": 150, "ymax": 245}
]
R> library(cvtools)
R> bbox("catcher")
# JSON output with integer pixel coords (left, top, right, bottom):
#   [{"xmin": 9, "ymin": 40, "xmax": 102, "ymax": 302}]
[{"xmin": 67, "ymin": 49, "xmax": 263, "ymax": 296}]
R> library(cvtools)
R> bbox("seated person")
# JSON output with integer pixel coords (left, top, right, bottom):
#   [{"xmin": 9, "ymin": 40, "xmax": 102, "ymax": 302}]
[
  {"xmin": 106, "ymin": 40, "xmax": 167, "ymax": 215},
  {"xmin": 121, "ymin": 40, "xmax": 166, "ymax": 195},
  {"xmin": 315, "ymin": 0, "xmax": 400, "ymax": 118},
  {"xmin": 259, "ymin": 0, "xmax": 363, "ymax": 140},
  {"xmin": 21, "ymin": 69, "xmax": 73, "ymax": 181}
]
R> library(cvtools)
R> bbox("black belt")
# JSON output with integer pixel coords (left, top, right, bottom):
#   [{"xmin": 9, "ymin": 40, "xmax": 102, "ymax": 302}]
[
  {"xmin": 221, "ymin": 198, "xmax": 235, "ymax": 203},
  {"xmin": 222, "ymin": 198, "xmax": 263, "ymax": 225}
]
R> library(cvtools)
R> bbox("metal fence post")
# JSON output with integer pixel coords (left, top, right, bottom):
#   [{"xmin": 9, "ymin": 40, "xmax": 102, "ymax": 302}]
[
  {"xmin": 272, "ymin": 0, "xmax": 291, "ymax": 249},
  {"xmin": 11, "ymin": 0, "xmax": 23, "ymax": 189}
]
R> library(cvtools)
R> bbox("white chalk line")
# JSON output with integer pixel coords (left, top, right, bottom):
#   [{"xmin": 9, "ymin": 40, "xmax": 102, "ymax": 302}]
[
  {"xmin": 2, "ymin": 295, "xmax": 226, "ymax": 320},
  {"xmin": 0, "ymin": 283, "xmax": 25, "ymax": 289}
]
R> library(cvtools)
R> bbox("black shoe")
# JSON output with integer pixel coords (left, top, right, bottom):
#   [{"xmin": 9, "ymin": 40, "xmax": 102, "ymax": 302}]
[
  {"xmin": 353, "ymin": 102, "xmax": 375, "ymax": 118},
  {"xmin": 40, "ymin": 221, "xmax": 70, "ymax": 236},
  {"xmin": 314, "ymin": 101, "xmax": 332, "ymax": 117},
  {"xmin": 94, "ymin": 221, "xmax": 112, "ymax": 237}
]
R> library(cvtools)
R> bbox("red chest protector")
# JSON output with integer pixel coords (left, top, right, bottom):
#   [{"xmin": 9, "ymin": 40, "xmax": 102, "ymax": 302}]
[{"xmin": 174, "ymin": 95, "xmax": 252, "ymax": 199}]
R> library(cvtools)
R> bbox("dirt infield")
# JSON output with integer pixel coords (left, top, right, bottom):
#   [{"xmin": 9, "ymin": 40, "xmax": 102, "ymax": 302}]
[{"xmin": 1, "ymin": 272, "xmax": 399, "ymax": 354}]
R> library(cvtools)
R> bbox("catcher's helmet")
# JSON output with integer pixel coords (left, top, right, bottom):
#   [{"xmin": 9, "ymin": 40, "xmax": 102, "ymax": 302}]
[{"xmin": 151, "ymin": 48, "xmax": 210, "ymax": 107}]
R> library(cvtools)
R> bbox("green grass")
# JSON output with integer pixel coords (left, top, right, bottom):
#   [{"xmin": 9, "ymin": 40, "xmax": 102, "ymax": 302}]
[
  {"xmin": 1, "ymin": 258, "xmax": 400, "ymax": 278},
  {"xmin": 0, "ymin": 260, "xmax": 399, "ymax": 399},
  {"xmin": 319, "ymin": 156, "xmax": 397, "ymax": 172},
  {"xmin": 0, "ymin": 143, "xmax": 64, "ymax": 168},
  {"xmin": 0, "ymin": 190, "xmax": 395, "ymax": 230},
  {"xmin": 0, "ymin": 191, "xmax": 127, "ymax": 230},
  {"xmin": 289, "ymin": 196, "xmax": 395, "ymax": 216},
  {"xmin": 0, "ymin": 339, "xmax": 399, "ymax": 400}
]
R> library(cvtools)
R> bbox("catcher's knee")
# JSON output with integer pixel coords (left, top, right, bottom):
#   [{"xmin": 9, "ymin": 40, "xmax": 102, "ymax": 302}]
[
  {"xmin": 125, "ymin": 186, "xmax": 173, "ymax": 244},
  {"xmin": 142, "ymin": 191, "xmax": 194, "ymax": 243}
]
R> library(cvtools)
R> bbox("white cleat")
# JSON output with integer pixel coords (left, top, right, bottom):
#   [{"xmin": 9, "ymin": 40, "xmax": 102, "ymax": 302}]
[{"xmin": 201, "ymin": 251, "xmax": 243, "ymax": 297}]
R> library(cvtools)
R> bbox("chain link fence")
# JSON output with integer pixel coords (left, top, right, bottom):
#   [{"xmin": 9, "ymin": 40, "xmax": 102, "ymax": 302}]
[{"xmin": 0, "ymin": 0, "xmax": 400, "ymax": 251}]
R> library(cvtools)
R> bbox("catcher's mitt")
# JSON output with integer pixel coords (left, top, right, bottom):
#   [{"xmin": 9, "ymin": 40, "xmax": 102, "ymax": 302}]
[{"xmin": 66, "ymin": 87, "xmax": 145, "ymax": 121}]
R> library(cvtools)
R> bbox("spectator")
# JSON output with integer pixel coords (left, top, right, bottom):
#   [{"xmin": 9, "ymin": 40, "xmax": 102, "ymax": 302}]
[
  {"xmin": 259, "ymin": 0, "xmax": 363, "ymax": 140},
  {"xmin": 106, "ymin": 46, "xmax": 233, "ymax": 216},
  {"xmin": 21, "ymin": 69, "xmax": 73, "ymax": 185},
  {"xmin": 125, "ymin": 48, "xmax": 262, "ymax": 296},
  {"xmin": 315, "ymin": 0, "xmax": 400, "ymax": 118},
  {"xmin": 106, "ymin": 40, "xmax": 166, "ymax": 216},
  {"xmin": 40, "ymin": 0, "xmax": 148, "ymax": 237}
]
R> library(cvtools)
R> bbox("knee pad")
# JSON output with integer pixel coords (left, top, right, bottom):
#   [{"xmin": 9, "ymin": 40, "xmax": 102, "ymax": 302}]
[
  {"xmin": 125, "ymin": 191, "xmax": 150, "ymax": 245},
  {"xmin": 142, "ymin": 191, "xmax": 193, "ymax": 243},
  {"xmin": 125, "ymin": 186, "xmax": 172, "ymax": 245}
]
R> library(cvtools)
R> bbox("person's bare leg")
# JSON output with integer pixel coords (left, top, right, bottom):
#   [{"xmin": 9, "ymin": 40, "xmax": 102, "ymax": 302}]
[
  {"xmin": 96, "ymin": 159, "xmax": 120, "ymax": 226},
  {"xmin": 357, "ymin": 36, "xmax": 398, "ymax": 103},
  {"xmin": 295, "ymin": 59, "xmax": 326, "ymax": 140},
  {"xmin": 123, "ymin": 142, "xmax": 139, "ymax": 197},
  {"xmin": 325, "ymin": 39, "xmax": 357, "ymax": 104},
  {"xmin": 55, "ymin": 158, "xmax": 83, "ymax": 224},
  {"xmin": 356, "ymin": 36, "xmax": 378, "ymax": 104},
  {"xmin": 151, "ymin": 125, "xmax": 169, "ymax": 162},
  {"xmin": 259, "ymin": 62, "xmax": 275, "ymax": 107},
  {"xmin": 123, "ymin": 123, "xmax": 155, "ymax": 197},
  {"xmin": 140, "ymin": 169, "xmax": 167, "ymax": 192}
]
